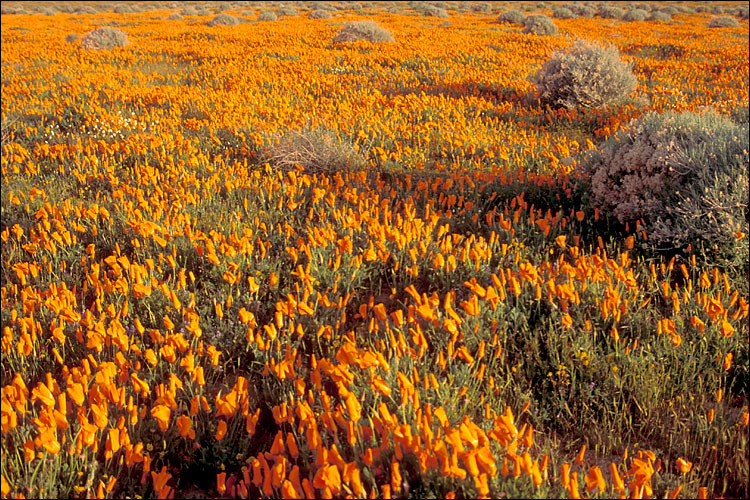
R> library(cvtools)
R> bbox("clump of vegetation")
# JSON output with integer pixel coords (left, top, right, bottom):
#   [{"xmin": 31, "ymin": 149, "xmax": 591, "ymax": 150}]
[
  {"xmin": 598, "ymin": 5, "xmax": 625, "ymax": 18},
  {"xmin": 277, "ymin": 5, "xmax": 298, "ymax": 16},
  {"xmin": 257, "ymin": 11, "xmax": 278, "ymax": 21},
  {"xmin": 580, "ymin": 110, "xmax": 749, "ymax": 269},
  {"xmin": 263, "ymin": 127, "xmax": 366, "ymax": 174},
  {"xmin": 570, "ymin": 4, "xmax": 596, "ymax": 17},
  {"xmin": 496, "ymin": 9, "xmax": 526, "ymax": 25},
  {"xmin": 333, "ymin": 20, "xmax": 394, "ymax": 43},
  {"xmin": 623, "ymin": 8, "xmax": 648, "ymax": 21},
  {"xmin": 532, "ymin": 39, "xmax": 637, "ymax": 109},
  {"xmin": 1, "ymin": 4, "xmax": 25, "ymax": 14},
  {"xmin": 523, "ymin": 14, "xmax": 557, "ymax": 35},
  {"xmin": 80, "ymin": 27, "xmax": 129, "ymax": 50},
  {"xmin": 167, "ymin": 13, "xmax": 183, "ymax": 21},
  {"xmin": 64, "ymin": 33, "xmax": 80, "ymax": 43},
  {"xmin": 552, "ymin": 6, "xmax": 576, "ymax": 19},
  {"xmin": 708, "ymin": 15, "xmax": 740, "ymax": 28},
  {"xmin": 648, "ymin": 11, "xmax": 671, "ymax": 22},
  {"xmin": 471, "ymin": 2, "xmax": 494, "ymax": 14},
  {"xmin": 656, "ymin": 4, "xmax": 679, "ymax": 16},
  {"xmin": 112, "ymin": 4, "xmax": 133, "ymax": 14},
  {"xmin": 309, "ymin": 9, "xmax": 333, "ymax": 19},
  {"xmin": 207, "ymin": 13, "xmax": 241, "ymax": 26},
  {"xmin": 414, "ymin": 3, "xmax": 449, "ymax": 18}
]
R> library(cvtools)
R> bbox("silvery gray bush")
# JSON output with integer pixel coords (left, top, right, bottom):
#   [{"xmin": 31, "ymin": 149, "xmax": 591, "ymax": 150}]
[
  {"xmin": 497, "ymin": 9, "xmax": 526, "ymax": 25},
  {"xmin": 523, "ymin": 14, "xmax": 557, "ymax": 35},
  {"xmin": 532, "ymin": 39, "xmax": 637, "ymax": 109},
  {"xmin": 333, "ymin": 20, "xmax": 394, "ymax": 43}
]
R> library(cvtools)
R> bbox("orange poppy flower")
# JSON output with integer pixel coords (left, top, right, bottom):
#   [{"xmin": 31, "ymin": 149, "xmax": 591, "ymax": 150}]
[
  {"xmin": 67, "ymin": 383, "xmax": 86, "ymax": 407},
  {"xmin": 176, "ymin": 415, "xmax": 195, "ymax": 439},
  {"xmin": 281, "ymin": 480, "xmax": 299, "ymax": 499},
  {"xmin": 151, "ymin": 466, "xmax": 172, "ymax": 496},
  {"xmin": 584, "ymin": 466, "xmax": 605, "ymax": 493},
  {"xmin": 676, "ymin": 457, "xmax": 692, "ymax": 474},
  {"xmin": 216, "ymin": 420, "xmax": 228, "ymax": 441},
  {"xmin": 151, "ymin": 405, "xmax": 171, "ymax": 432},
  {"xmin": 610, "ymin": 462, "xmax": 624, "ymax": 492},
  {"xmin": 216, "ymin": 472, "xmax": 226, "ymax": 494},
  {"xmin": 313, "ymin": 464, "xmax": 342, "ymax": 496}
]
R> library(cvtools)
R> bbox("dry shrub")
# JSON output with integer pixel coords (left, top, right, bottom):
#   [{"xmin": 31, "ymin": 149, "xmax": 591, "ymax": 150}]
[
  {"xmin": 523, "ymin": 14, "xmax": 557, "ymax": 35},
  {"xmin": 263, "ymin": 127, "xmax": 366, "ymax": 175},
  {"xmin": 532, "ymin": 39, "xmax": 637, "ymax": 109},
  {"xmin": 309, "ymin": 9, "xmax": 333, "ymax": 19},
  {"xmin": 257, "ymin": 11, "xmax": 278, "ymax": 21},
  {"xmin": 708, "ymin": 15, "xmax": 740, "ymax": 28},
  {"xmin": 207, "ymin": 13, "xmax": 241, "ymax": 26},
  {"xmin": 333, "ymin": 20, "xmax": 394, "ymax": 43},
  {"xmin": 497, "ymin": 9, "xmax": 526, "ymax": 25},
  {"xmin": 80, "ymin": 27, "xmax": 128, "ymax": 50}
]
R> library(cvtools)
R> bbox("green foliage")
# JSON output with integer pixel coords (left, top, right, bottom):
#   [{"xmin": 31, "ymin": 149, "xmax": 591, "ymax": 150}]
[
  {"xmin": 166, "ymin": 13, "xmax": 183, "ymax": 21},
  {"xmin": 580, "ymin": 110, "xmax": 749, "ymax": 270},
  {"xmin": 80, "ymin": 27, "xmax": 129, "ymax": 50},
  {"xmin": 333, "ymin": 20, "xmax": 394, "ymax": 43},
  {"xmin": 532, "ymin": 39, "xmax": 637, "ymax": 110},
  {"xmin": 523, "ymin": 14, "xmax": 557, "ymax": 35}
]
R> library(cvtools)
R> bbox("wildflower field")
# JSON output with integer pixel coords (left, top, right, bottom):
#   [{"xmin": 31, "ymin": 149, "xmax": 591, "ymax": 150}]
[{"xmin": 1, "ymin": 1, "xmax": 748, "ymax": 499}]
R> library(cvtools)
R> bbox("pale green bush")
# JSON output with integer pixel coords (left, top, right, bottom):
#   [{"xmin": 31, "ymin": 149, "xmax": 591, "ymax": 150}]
[
  {"xmin": 580, "ymin": 110, "xmax": 749, "ymax": 267},
  {"xmin": 623, "ymin": 9, "xmax": 648, "ymax": 21},
  {"xmin": 708, "ymin": 15, "xmax": 740, "ymax": 28},
  {"xmin": 420, "ymin": 5, "xmax": 450, "ymax": 17},
  {"xmin": 309, "ymin": 9, "xmax": 333, "ymax": 19},
  {"xmin": 471, "ymin": 2, "xmax": 494, "ymax": 14},
  {"xmin": 278, "ymin": 5, "xmax": 298, "ymax": 16},
  {"xmin": 333, "ymin": 20, "xmax": 394, "ymax": 43},
  {"xmin": 553, "ymin": 6, "xmax": 575, "ymax": 19},
  {"xmin": 257, "ymin": 10, "xmax": 278, "ymax": 21},
  {"xmin": 648, "ymin": 11, "xmax": 671, "ymax": 22},
  {"xmin": 523, "ymin": 14, "xmax": 557, "ymax": 35},
  {"xmin": 598, "ymin": 6, "xmax": 625, "ymax": 18},
  {"xmin": 532, "ymin": 39, "xmax": 636, "ymax": 109},
  {"xmin": 497, "ymin": 9, "xmax": 526, "ymax": 25},
  {"xmin": 207, "ymin": 13, "xmax": 241, "ymax": 26},
  {"xmin": 570, "ymin": 4, "xmax": 596, "ymax": 17},
  {"xmin": 80, "ymin": 27, "xmax": 129, "ymax": 50}
]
